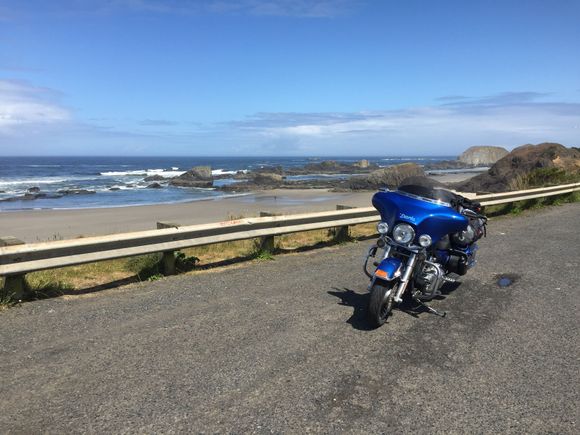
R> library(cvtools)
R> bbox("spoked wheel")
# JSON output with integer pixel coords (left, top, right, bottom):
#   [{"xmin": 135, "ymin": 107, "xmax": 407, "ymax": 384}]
[{"xmin": 368, "ymin": 280, "xmax": 396, "ymax": 328}]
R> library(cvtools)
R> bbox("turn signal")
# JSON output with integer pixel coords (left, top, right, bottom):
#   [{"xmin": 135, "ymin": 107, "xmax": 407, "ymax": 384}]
[{"xmin": 375, "ymin": 269, "xmax": 388, "ymax": 279}]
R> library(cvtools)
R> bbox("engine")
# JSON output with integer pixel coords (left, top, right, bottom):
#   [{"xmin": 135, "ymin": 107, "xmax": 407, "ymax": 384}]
[{"xmin": 414, "ymin": 261, "xmax": 445, "ymax": 300}]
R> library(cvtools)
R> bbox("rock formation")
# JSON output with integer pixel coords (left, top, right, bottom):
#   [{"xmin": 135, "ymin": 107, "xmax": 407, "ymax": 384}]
[
  {"xmin": 458, "ymin": 146, "xmax": 509, "ymax": 166},
  {"xmin": 169, "ymin": 166, "xmax": 213, "ymax": 188},
  {"xmin": 250, "ymin": 173, "xmax": 284, "ymax": 186},
  {"xmin": 144, "ymin": 174, "xmax": 166, "ymax": 182},
  {"xmin": 349, "ymin": 163, "xmax": 425, "ymax": 190},
  {"xmin": 456, "ymin": 143, "xmax": 580, "ymax": 193},
  {"xmin": 353, "ymin": 159, "xmax": 370, "ymax": 168}
]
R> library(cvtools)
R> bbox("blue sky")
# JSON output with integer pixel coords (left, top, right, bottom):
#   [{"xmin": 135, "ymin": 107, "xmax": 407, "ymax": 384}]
[{"xmin": 0, "ymin": 0, "xmax": 579, "ymax": 156}]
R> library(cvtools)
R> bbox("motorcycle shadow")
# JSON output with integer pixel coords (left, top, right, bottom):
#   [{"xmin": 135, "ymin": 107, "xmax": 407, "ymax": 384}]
[{"xmin": 328, "ymin": 282, "xmax": 462, "ymax": 330}]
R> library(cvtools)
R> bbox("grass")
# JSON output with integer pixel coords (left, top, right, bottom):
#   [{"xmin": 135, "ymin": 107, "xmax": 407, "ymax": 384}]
[
  {"xmin": 0, "ymin": 222, "xmax": 376, "ymax": 306},
  {"xmin": 508, "ymin": 168, "xmax": 580, "ymax": 191},
  {"xmin": 483, "ymin": 190, "xmax": 580, "ymax": 217}
]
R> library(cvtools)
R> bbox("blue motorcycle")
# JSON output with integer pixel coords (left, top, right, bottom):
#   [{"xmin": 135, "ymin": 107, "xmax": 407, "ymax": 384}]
[{"xmin": 363, "ymin": 184, "xmax": 487, "ymax": 328}]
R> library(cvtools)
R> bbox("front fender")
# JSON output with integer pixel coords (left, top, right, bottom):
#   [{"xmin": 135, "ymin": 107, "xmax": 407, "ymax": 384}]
[{"xmin": 374, "ymin": 257, "xmax": 403, "ymax": 281}]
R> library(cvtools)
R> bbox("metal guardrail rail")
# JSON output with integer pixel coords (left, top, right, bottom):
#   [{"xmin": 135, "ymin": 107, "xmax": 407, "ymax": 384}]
[{"xmin": 1, "ymin": 182, "xmax": 579, "ymax": 295}]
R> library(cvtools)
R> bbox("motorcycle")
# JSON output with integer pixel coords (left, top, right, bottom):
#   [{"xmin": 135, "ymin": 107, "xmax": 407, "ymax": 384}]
[{"xmin": 363, "ymin": 183, "xmax": 487, "ymax": 328}]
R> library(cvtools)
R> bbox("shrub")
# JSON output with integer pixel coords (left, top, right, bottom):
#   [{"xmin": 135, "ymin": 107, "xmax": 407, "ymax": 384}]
[{"xmin": 126, "ymin": 254, "xmax": 162, "ymax": 281}]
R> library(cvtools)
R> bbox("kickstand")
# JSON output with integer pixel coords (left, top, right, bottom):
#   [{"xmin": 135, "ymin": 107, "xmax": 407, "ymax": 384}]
[{"xmin": 412, "ymin": 296, "xmax": 447, "ymax": 318}]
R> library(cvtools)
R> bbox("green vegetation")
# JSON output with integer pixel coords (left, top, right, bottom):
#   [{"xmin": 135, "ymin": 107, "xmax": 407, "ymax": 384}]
[
  {"xmin": 0, "ymin": 279, "xmax": 16, "ymax": 310},
  {"xmin": 0, "ymin": 224, "xmax": 377, "ymax": 307},
  {"xmin": 126, "ymin": 254, "xmax": 163, "ymax": 281},
  {"xmin": 484, "ymin": 190, "xmax": 580, "ymax": 217},
  {"xmin": 175, "ymin": 252, "xmax": 200, "ymax": 272},
  {"xmin": 509, "ymin": 168, "xmax": 580, "ymax": 190}
]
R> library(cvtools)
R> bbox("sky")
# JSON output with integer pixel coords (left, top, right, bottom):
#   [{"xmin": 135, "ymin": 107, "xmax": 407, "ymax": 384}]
[{"xmin": 0, "ymin": 0, "xmax": 579, "ymax": 156}]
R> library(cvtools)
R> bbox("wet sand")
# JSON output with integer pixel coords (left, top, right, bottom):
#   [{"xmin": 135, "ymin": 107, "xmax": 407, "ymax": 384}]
[{"xmin": 0, "ymin": 173, "xmax": 478, "ymax": 242}]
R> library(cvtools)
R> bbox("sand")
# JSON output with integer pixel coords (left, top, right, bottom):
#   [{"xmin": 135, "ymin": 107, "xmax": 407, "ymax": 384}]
[
  {"xmin": 0, "ymin": 173, "xmax": 477, "ymax": 242},
  {"xmin": 0, "ymin": 190, "xmax": 374, "ymax": 242}
]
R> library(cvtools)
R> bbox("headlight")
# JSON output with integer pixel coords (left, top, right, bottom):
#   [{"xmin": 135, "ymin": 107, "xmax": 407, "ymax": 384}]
[
  {"xmin": 377, "ymin": 221, "xmax": 389, "ymax": 235},
  {"xmin": 392, "ymin": 223, "xmax": 415, "ymax": 245},
  {"xmin": 418, "ymin": 234, "xmax": 432, "ymax": 247}
]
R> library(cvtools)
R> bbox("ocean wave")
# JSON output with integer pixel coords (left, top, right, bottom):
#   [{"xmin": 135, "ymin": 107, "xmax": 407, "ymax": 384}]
[
  {"xmin": 100, "ymin": 169, "xmax": 186, "ymax": 177},
  {"xmin": 0, "ymin": 177, "xmax": 77, "ymax": 186},
  {"xmin": 212, "ymin": 169, "xmax": 247, "ymax": 176},
  {"xmin": 381, "ymin": 157, "xmax": 446, "ymax": 161},
  {"xmin": 24, "ymin": 164, "xmax": 63, "ymax": 168}
]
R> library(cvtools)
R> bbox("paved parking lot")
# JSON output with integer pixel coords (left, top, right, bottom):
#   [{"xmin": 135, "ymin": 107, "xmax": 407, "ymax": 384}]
[{"xmin": 1, "ymin": 203, "xmax": 579, "ymax": 433}]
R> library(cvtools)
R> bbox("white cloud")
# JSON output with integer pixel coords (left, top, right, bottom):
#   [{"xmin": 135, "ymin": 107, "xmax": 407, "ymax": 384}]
[
  {"xmin": 1, "ymin": 85, "xmax": 578, "ymax": 156},
  {"xmin": 0, "ymin": 80, "xmax": 71, "ymax": 134},
  {"xmin": 231, "ymin": 93, "xmax": 580, "ymax": 153}
]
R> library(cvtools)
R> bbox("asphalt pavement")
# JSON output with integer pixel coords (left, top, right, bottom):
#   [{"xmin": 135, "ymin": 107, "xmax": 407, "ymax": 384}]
[{"xmin": 1, "ymin": 203, "xmax": 579, "ymax": 434}]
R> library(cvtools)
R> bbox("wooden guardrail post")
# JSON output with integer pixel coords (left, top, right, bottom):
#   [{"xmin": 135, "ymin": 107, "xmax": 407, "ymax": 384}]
[
  {"xmin": 334, "ymin": 205, "xmax": 354, "ymax": 241},
  {"xmin": 157, "ymin": 222, "xmax": 181, "ymax": 275},
  {"xmin": 259, "ymin": 212, "xmax": 279, "ymax": 253},
  {"xmin": 1, "ymin": 237, "xmax": 29, "ymax": 300}
]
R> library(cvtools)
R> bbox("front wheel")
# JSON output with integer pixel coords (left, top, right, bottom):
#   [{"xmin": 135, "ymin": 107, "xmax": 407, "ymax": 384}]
[{"xmin": 368, "ymin": 280, "xmax": 396, "ymax": 328}]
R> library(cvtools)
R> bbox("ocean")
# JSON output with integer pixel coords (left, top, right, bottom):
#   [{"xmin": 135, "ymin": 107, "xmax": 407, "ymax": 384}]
[{"xmin": 0, "ymin": 156, "xmax": 455, "ymax": 211}]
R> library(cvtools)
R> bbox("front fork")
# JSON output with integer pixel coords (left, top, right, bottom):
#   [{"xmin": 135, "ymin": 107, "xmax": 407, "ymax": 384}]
[{"xmin": 393, "ymin": 252, "xmax": 417, "ymax": 303}]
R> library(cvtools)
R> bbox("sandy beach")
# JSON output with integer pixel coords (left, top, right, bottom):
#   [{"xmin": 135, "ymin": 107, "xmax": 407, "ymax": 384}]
[
  {"xmin": 0, "ymin": 190, "xmax": 374, "ymax": 242},
  {"xmin": 0, "ymin": 173, "xmax": 477, "ymax": 242}
]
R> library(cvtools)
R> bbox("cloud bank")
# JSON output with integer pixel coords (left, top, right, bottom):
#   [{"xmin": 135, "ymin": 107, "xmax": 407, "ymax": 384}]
[
  {"xmin": 1, "ymin": 80, "xmax": 578, "ymax": 156},
  {"xmin": 0, "ymin": 80, "xmax": 71, "ymax": 134}
]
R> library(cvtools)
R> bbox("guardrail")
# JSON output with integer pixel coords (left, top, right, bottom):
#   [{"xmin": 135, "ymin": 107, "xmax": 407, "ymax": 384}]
[{"xmin": 2, "ymin": 182, "xmax": 579, "ymax": 298}]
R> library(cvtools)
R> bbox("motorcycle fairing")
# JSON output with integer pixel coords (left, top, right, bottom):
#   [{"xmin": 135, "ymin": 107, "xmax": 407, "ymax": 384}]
[
  {"xmin": 372, "ymin": 190, "xmax": 468, "ymax": 243},
  {"xmin": 375, "ymin": 257, "xmax": 403, "ymax": 281}
]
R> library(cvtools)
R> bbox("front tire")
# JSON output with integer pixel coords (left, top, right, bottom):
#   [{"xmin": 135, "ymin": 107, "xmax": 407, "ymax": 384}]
[{"xmin": 368, "ymin": 280, "xmax": 396, "ymax": 328}]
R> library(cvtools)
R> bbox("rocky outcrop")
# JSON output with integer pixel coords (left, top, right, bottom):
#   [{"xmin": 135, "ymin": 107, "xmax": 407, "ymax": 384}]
[
  {"xmin": 425, "ymin": 160, "xmax": 472, "ymax": 170},
  {"xmin": 458, "ymin": 146, "xmax": 509, "ymax": 166},
  {"xmin": 27, "ymin": 187, "xmax": 41, "ymax": 193},
  {"xmin": 251, "ymin": 173, "xmax": 284, "ymax": 186},
  {"xmin": 144, "ymin": 174, "xmax": 166, "ymax": 182},
  {"xmin": 353, "ymin": 159, "xmax": 370, "ymax": 169},
  {"xmin": 398, "ymin": 176, "xmax": 446, "ymax": 189},
  {"xmin": 288, "ymin": 160, "xmax": 379, "ymax": 175},
  {"xmin": 349, "ymin": 163, "xmax": 425, "ymax": 190},
  {"xmin": 253, "ymin": 165, "xmax": 285, "ymax": 175},
  {"xmin": 169, "ymin": 166, "xmax": 213, "ymax": 188},
  {"xmin": 456, "ymin": 143, "xmax": 580, "ymax": 193},
  {"xmin": 57, "ymin": 189, "xmax": 96, "ymax": 195},
  {"xmin": 146, "ymin": 182, "xmax": 163, "ymax": 189}
]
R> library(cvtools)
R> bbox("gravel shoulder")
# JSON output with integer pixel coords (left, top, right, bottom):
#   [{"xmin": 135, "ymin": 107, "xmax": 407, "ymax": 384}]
[{"xmin": 1, "ymin": 203, "xmax": 579, "ymax": 433}]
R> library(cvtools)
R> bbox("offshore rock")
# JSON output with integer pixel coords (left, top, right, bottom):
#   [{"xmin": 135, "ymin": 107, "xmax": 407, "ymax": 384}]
[
  {"xmin": 57, "ymin": 189, "xmax": 96, "ymax": 195},
  {"xmin": 144, "ymin": 174, "xmax": 166, "ymax": 182},
  {"xmin": 353, "ymin": 159, "xmax": 370, "ymax": 168},
  {"xmin": 251, "ymin": 172, "xmax": 284, "ymax": 185},
  {"xmin": 170, "ymin": 166, "xmax": 213, "ymax": 188},
  {"xmin": 458, "ymin": 146, "xmax": 509, "ymax": 166}
]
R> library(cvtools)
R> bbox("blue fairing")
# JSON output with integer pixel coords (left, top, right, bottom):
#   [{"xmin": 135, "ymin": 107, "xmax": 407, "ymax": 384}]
[
  {"xmin": 372, "ymin": 190, "xmax": 468, "ymax": 243},
  {"xmin": 376, "ymin": 257, "xmax": 403, "ymax": 280}
]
